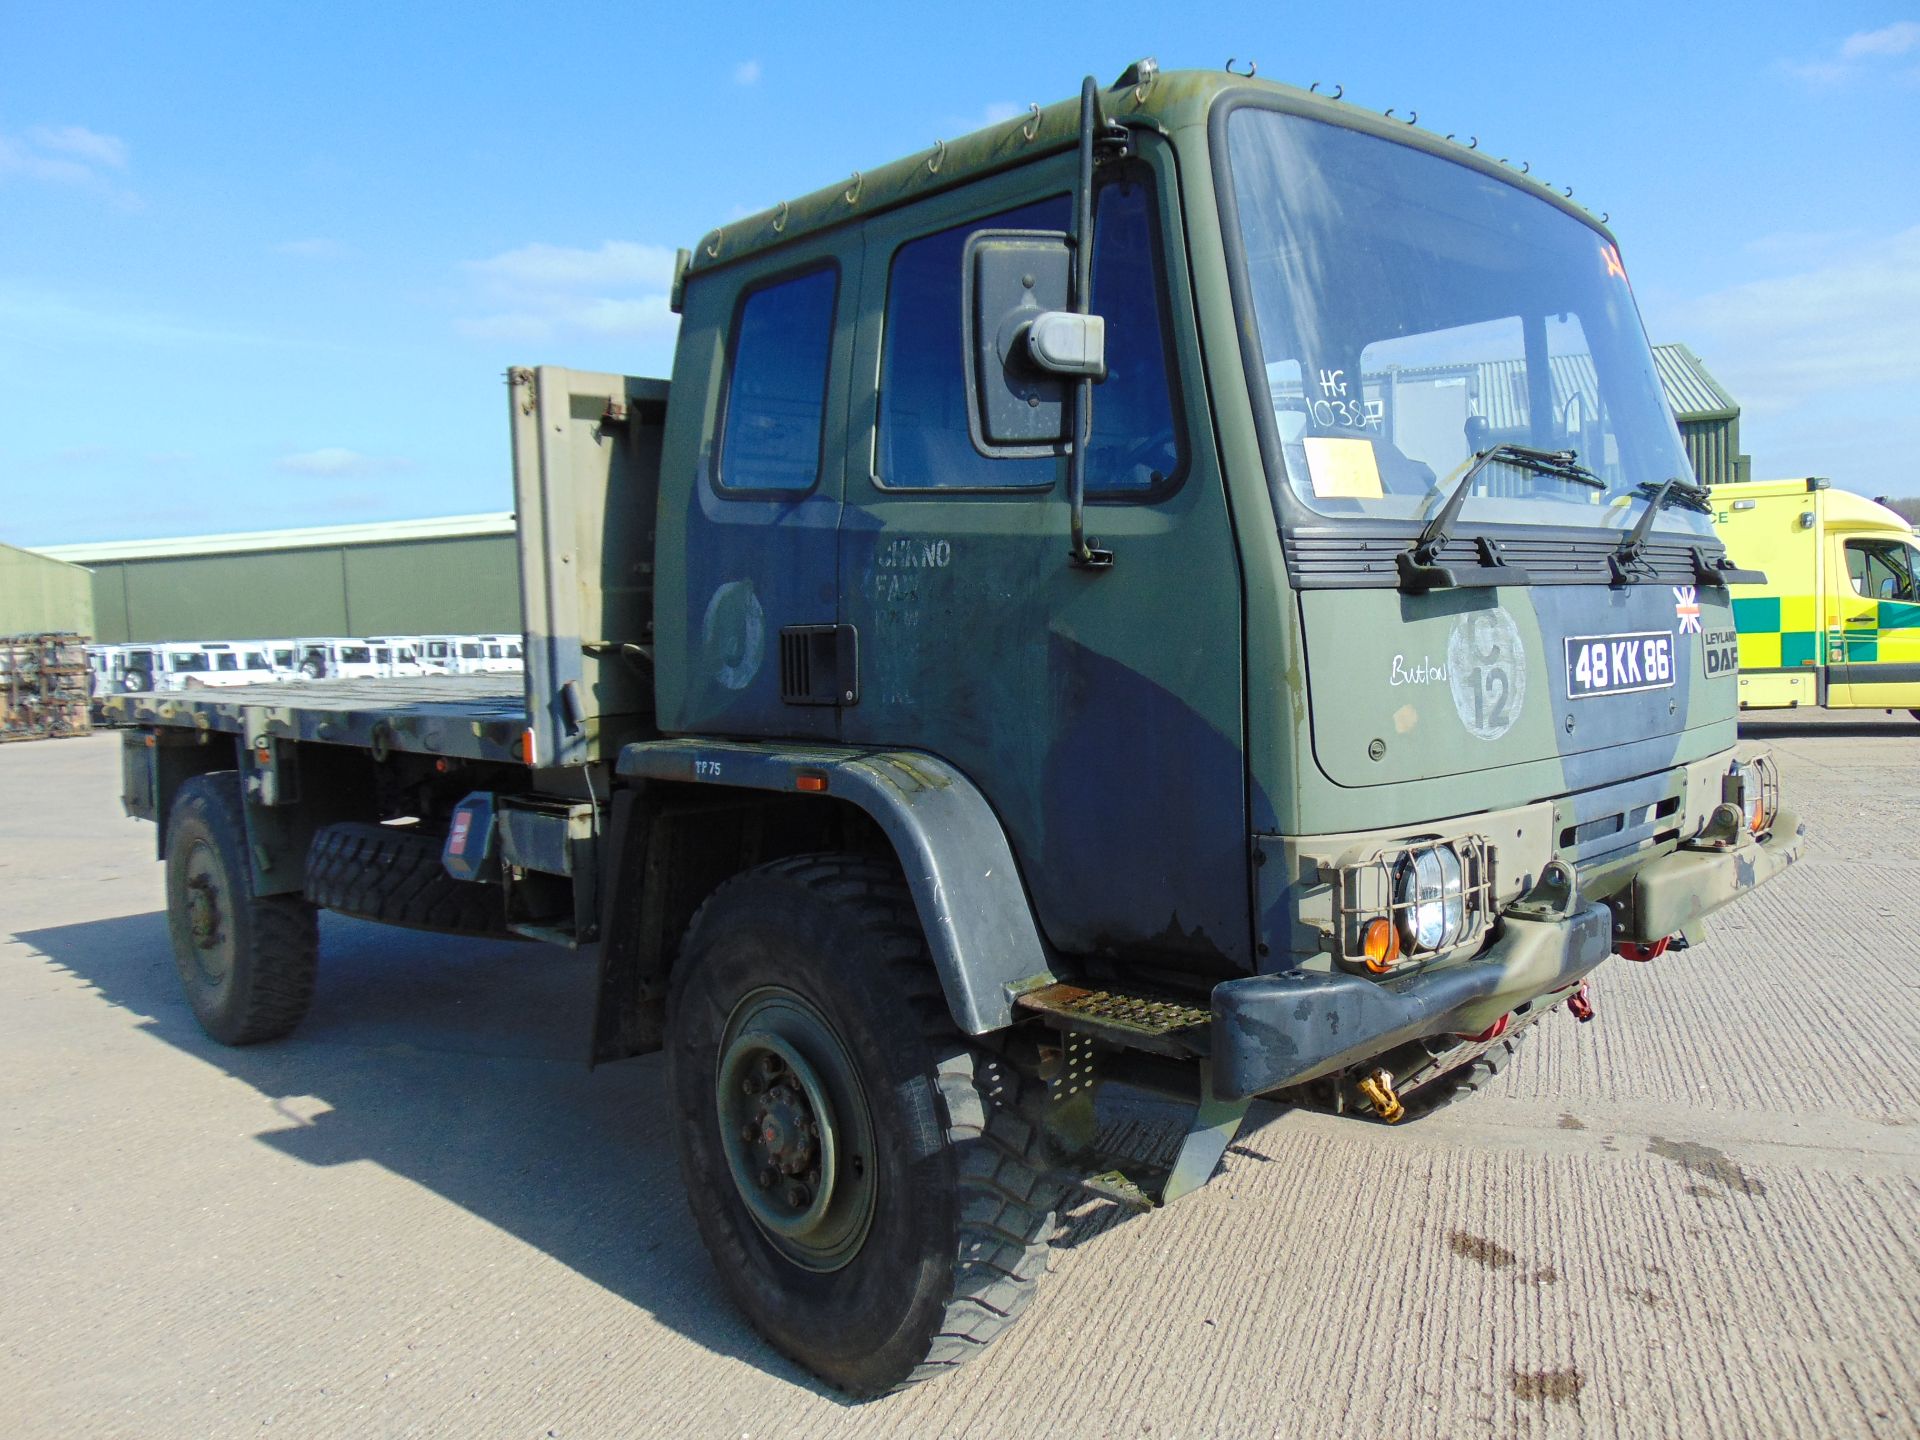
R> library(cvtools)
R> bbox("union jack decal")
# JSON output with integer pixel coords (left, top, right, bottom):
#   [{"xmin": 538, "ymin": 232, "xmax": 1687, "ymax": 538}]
[{"xmin": 1673, "ymin": 585, "xmax": 1702, "ymax": 633}]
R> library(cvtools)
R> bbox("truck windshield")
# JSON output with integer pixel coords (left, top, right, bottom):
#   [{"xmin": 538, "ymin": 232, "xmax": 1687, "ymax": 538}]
[{"xmin": 1223, "ymin": 107, "xmax": 1708, "ymax": 540}]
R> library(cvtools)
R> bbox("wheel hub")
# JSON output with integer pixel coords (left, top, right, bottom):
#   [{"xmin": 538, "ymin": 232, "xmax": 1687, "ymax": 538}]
[
  {"xmin": 715, "ymin": 988, "xmax": 876, "ymax": 1272},
  {"xmin": 186, "ymin": 880, "xmax": 221, "ymax": 948},
  {"xmin": 179, "ymin": 841, "xmax": 232, "ymax": 986}
]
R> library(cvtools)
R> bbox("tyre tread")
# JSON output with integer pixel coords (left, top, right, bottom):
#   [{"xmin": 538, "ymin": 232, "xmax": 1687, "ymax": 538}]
[
  {"xmin": 682, "ymin": 852, "xmax": 1062, "ymax": 1395},
  {"xmin": 305, "ymin": 821, "xmax": 509, "ymax": 937}
]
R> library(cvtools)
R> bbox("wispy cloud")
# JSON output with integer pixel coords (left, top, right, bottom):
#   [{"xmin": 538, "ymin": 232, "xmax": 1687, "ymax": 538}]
[
  {"xmin": 456, "ymin": 239, "xmax": 679, "ymax": 343},
  {"xmin": 274, "ymin": 447, "xmax": 413, "ymax": 477},
  {"xmin": 1782, "ymin": 20, "xmax": 1920, "ymax": 84},
  {"xmin": 29, "ymin": 124, "xmax": 128, "ymax": 169},
  {"xmin": 275, "ymin": 237, "xmax": 351, "ymax": 259},
  {"xmin": 943, "ymin": 102, "xmax": 1024, "ymax": 135},
  {"xmin": 0, "ymin": 284, "xmax": 273, "ymax": 349},
  {"xmin": 734, "ymin": 59, "xmax": 761, "ymax": 86},
  {"xmin": 0, "ymin": 124, "xmax": 134, "ymax": 198},
  {"xmin": 1663, "ymin": 226, "xmax": 1920, "ymax": 414}
]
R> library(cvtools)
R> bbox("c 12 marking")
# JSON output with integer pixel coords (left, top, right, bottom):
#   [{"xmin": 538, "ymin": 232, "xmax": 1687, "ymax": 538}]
[{"xmin": 1564, "ymin": 631, "xmax": 1674, "ymax": 699}]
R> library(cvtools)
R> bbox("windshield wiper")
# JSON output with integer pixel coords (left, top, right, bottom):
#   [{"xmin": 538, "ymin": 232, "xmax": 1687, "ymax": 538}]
[
  {"xmin": 1397, "ymin": 445, "xmax": 1601, "ymax": 593},
  {"xmin": 1609, "ymin": 475, "xmax": 1718, "ymax": 583}
]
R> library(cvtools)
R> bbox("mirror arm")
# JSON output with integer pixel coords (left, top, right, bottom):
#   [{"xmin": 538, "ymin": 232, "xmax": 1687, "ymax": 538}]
[{"xmin": 1067, "ymin": 75, "xmax": 1113, "ymax": 571}]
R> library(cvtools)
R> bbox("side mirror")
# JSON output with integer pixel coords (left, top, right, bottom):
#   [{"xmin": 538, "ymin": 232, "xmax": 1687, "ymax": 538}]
[{"xmin": 963, "ymin": 229, "xmax": 1104, "ymax": 449}]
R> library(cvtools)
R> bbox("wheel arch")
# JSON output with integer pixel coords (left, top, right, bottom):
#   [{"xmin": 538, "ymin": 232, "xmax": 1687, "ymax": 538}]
[{"xmin": 611, "ymin": 740, "xmax": 1058, "ymax": 1044}]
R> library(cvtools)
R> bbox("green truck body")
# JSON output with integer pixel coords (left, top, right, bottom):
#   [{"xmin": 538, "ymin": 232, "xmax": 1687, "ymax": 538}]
[{"xmin": 106, "ymin": 62, "xmax": 1803, "ymax": 1395}]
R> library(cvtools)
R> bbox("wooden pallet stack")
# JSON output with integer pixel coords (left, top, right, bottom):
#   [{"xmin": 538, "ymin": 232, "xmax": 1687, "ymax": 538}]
[{"xmin": 0, "ymin": 633, "xmax": 92, "ymax": 742}]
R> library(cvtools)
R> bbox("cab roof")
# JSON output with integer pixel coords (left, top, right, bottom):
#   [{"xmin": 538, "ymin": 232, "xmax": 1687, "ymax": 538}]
[{"xmin": 684, "ymin": 62, "xmax": 1614, "ymax": 280}]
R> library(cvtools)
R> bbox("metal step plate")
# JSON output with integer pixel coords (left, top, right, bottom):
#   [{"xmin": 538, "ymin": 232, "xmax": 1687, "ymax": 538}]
[{"xmin": 1015, "ymin": 982, "xmax": 1211, "ymax": 1056}]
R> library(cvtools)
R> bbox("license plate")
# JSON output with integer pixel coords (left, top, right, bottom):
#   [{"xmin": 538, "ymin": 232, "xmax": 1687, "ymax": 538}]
[{"xmin": 1564, "ymin": 631, "xmax": 1674, "ymax": 699}]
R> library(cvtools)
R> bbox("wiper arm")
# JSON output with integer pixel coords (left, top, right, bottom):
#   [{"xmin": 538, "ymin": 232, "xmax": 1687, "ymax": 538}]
[
  {"xmin": 1609, "ymin": 475, "xmax": 1714, "ymax": 583},
  {"xmin": 1398, "ymin": 445, "xmax": 1599, "ymax": 593}
]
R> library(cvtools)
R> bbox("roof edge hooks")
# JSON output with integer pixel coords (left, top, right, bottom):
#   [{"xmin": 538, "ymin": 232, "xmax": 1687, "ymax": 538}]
[
  {"xmin": 1226, "ymin": 57, "xmax": 1257, "ymax": 77},
  {"xmin": 844, "ymin": 170, "xmax": 863, "ymax": 206},
  {"xmin": 1519, "ymin": 160, "xmax": 1531, "ymax": 174},
  {"xmin": 1308, "ymin": 81, "xmax": 1344, "ymax": 99},
  {"xmin": 772, "ymin": 200, "xmax": 789, "ymax": 233},
  {"xmin": 1022, "ymin": 103, "xmax": 1041, "ymax": 141},
  {"xmin": 1562, "ymin": 185, "xmax": 1574, "ymax": 199},
  {"xmin": 926, "ymin": 138, "xmax": 947, "ymax": 175},
  {"xmin": 1600, "ymin": 212, "xmax": 1611, "ymax": 224},
  {"xmin": 1404, "ymin": 109, "xmax": 1418, "ymax": 125},
  {"xmin": 1131, "ymin": 55, "xmax": 1159, "ymax": 104}
]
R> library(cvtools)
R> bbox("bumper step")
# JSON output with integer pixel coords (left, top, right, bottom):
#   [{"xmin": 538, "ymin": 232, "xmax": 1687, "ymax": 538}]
[{"xmin": 1014, "ymin": 983, "xmax": 1211, "ymax": 1057}]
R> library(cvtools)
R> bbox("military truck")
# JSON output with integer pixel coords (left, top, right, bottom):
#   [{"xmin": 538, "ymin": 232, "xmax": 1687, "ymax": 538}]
[{"xmin": 105, "ymin": 62, "xmax": 1804, "ymax": 1395}]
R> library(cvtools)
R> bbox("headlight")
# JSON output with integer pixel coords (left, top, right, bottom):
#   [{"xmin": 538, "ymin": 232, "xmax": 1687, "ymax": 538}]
[
  {"xmin": 1333, "ymin": 835, "xmax": 1491, "ymax": 969},
  {"xmin": 1395, "ymin": 843, "xmax": 1467, "ymax": 952}
]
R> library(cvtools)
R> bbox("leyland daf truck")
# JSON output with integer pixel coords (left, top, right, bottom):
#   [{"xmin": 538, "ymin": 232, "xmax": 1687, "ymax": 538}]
[
  {"xmin": 105, "ymin": 62, "xmax": 1804, "ymax": 1395},
  {"xmin": 1711, "ymin": 477, "xmax": 1920, "ymax": 719}
]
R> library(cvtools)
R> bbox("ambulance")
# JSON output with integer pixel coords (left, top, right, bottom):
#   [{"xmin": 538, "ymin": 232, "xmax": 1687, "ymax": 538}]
[{"xmin": 1709, "ymin": 477, "xmax": 1920, "ymax": 717}]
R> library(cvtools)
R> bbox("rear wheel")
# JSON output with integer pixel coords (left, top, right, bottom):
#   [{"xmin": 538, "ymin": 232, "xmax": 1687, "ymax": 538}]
[
  {"xmin": 164, "ymin": 773, "xmax": 319, "ymax": 1045},
  {"xmin": 667, "ymin": 853, "xmax": 1061, "ymax": 1396}
]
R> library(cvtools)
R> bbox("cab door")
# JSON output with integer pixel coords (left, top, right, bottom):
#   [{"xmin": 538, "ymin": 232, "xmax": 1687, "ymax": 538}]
[
  {"xmin": 836, "ymin": 138, "xmax": 1251, "ymax": 970},
  {"xmin": 1830, "ymin": 533, "xmax": 1920, "ymax": 705}
]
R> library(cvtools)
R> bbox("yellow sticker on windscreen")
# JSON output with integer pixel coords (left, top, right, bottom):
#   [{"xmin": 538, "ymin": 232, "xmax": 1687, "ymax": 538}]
[{"xmin": 1302, "ymin": 436, "xmax": 1384, "ymax": 499}]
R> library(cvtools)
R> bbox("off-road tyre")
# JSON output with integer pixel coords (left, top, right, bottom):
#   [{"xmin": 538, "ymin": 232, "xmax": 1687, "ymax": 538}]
[
  {"xmin": 667, "ymin": 853, "xmax": 1063, "ymax": 1397},
  {"xmin": 164, "ymin": 773, "xmax": 319, "ymax": 1045},
  {"xmin": 1398, "ymin": 1030, "xmax": 1530, "ymax": 1120},
  {"xmin": 305, "ymin": 821, "xmax": 510, "ymax": 937}
]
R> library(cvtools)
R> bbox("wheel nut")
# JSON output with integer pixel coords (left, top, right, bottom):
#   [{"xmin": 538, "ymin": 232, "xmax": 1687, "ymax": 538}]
[
  {"xmin": 757, "ymin": 1167, "xmax": 775, "ymax": 1190},
  {"xmin": 784, "ymin": 1183, "xmax": 809, "ymax": 1209},
  {"xmin": 739, "ymin": 1123, "xmax": 755, "ymax": 1143}
]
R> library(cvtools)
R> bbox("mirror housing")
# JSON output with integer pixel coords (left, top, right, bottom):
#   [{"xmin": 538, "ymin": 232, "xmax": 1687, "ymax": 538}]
[
  {"xmin": 964, "ymin": 228, "xmax": 1097, "ymax": 450},
  {"xmin": 1027, "ymin": 311, "xmax": 1106, "ymax": 378}
]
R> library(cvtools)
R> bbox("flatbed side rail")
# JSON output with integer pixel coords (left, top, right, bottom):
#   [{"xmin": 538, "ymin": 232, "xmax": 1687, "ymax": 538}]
[{"xmin": 99, "ymin": 677, "xmax": 529, "ymax": 765}]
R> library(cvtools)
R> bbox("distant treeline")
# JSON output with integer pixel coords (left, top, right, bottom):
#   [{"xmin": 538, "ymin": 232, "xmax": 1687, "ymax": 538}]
[{"xmin": 1878, "ymin": 495, "xmax": 1920, "ymax": 526}]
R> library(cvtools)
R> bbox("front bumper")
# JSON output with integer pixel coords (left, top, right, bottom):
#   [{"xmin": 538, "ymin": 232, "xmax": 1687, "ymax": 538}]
[{"xmin": 1210, "ymin": 810, "xmax": 1806, "ymax": 1101}]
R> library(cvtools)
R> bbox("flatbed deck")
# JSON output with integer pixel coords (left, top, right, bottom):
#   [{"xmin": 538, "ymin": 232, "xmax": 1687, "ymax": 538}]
[{"xmin": 100, "ymin": 676, "xmax": 527, "ymax": 764}]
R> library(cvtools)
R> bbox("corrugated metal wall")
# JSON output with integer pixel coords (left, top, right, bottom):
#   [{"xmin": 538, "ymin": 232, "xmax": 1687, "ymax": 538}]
[
  {"xmin": 85, "ymin": 534, "xmax": 521, "ymax": 643},
  {"xmin": 1680, "ymin": 417, "xmax": 1748, "ymax": 488},
  {"xmin": 0, "ymin": 542, "xmax": 95, "ymax": 637}
]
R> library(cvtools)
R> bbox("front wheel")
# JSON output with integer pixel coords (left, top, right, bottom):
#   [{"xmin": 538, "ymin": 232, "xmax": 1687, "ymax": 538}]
[{"xmin": 667, "ymin": 854, "xmax": 1061, "ymax": 1396}]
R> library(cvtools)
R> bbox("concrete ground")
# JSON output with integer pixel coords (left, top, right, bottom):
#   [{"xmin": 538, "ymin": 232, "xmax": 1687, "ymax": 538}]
[{"xmin": 1, "ymin": 716, "xmax": 1915, "ymax": 1439}]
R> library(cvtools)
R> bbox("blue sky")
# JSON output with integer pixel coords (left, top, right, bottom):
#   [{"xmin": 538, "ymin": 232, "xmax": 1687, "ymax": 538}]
[{"xmin": 4, "ymin": 2, "xmax": 1917, "ymax": 546}]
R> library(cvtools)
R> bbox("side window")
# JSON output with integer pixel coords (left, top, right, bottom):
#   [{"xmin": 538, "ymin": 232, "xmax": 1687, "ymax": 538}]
[
  {"xmin": 879, "ymin": 197, "xmax": 1070, "ymax": 489},
  {"xmin": 877, "ymin": 184, "xmax": 1179, "ymax": 492},
  {"xmin": 216, "ymin": 653, "xmax": 238, "ymax": 671},
  {"xmin": 1851, "ymin": 540, "xmax": 1916, "ymax": 601},
  {"xmin": 1086, "ymin": 176, "xmax": 1181, "ymax": 495},
  {"xmin": 717, "ymin": 266, "xmax": 838, "ymax": 493}
]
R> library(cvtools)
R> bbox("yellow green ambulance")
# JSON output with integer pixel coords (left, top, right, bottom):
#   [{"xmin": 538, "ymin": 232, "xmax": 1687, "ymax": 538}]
[{"xmin": 1709, "ymin": 477, "xmax": 1920, "ymax": 717}]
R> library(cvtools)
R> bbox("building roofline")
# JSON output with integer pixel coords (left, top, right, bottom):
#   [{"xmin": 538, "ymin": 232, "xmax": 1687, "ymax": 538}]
[{"xmin": 32, "ymin": 512, "xmax": 516, "ymax": 564}]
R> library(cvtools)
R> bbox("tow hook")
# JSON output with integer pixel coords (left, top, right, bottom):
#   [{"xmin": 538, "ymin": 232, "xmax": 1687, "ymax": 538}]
[
  {"xmin": 1357, "ymin": 1068, "xmax": 1405, "ymax": 1124},
  {"xmin": 1456, "ymin": 1013, "xmax": 1511, "ymax": 1044},
  {"xmin": 1567, "ymin": 978, "xmax": 1595, "ymax": 1023},
  {"xmin": 1616, "ymin": 937, "xmax": 1671, "ymax": 963}
]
